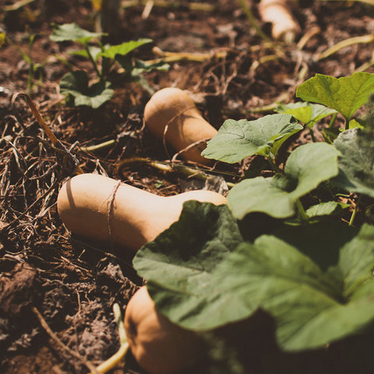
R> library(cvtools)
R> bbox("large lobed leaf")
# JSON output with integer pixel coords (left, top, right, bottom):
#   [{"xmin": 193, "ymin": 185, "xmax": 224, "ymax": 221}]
[
  {"xmin": 228, "ymin": 142, "xmax": 340, "ymax": 219},
  {"xmin": 134, "ymin": 201, "xmax": 244, "ymax": 329},
  {"xmin": 296, "ymin": 72, "xmax": 374, "ymax": 120},
  {"xmin": 212, "ymin": 225, "xmax": 374, "ymax": 350},
  {"xmin": 201, "ymin": 114, "xmax": 302, "ymax": 163},
  {"xmin": 135, "ymin": 201, "xmax": 374, "ymax": 351},
  {"xmin": 60, "ymin": 71, "xmax": 114, "ymax": 109}
]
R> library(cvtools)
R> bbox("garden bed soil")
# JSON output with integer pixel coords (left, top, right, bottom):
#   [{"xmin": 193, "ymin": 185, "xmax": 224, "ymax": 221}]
[{"xmin": 1, "ymin": 0, "xmax": 374, "ymax": 373}]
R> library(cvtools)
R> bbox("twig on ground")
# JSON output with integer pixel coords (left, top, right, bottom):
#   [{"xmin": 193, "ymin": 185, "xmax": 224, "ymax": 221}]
[
  {"xmin": 147, "ymin": 46, "xmax": 228, "ymax": 64},
  {"xmin": 122, "ymin": 0, "xmax": 215, "ymax": 12},
  {"xmin": 33, "ymin": 307, "xmax": 100, "ymax": 374},
  {"xmin": 316, "ymin": 34, "xmax": 374, "ymax": 61}
]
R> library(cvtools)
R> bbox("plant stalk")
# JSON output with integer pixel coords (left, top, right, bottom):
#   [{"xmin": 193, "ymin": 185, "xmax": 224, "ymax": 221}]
[
  {"xmin": 295, "ymin": 199, "xmax": 309, "ymax": 222},
  {"xmin": 85, "ymin": 44, "xmax": 102, "ymax": 79},
  {"xmin": 236, "ymin": 0, "xmax": 271, "ymax": 42},
  {"xmin": 309, "ymin": 127, "xmax": 316, "ymax": 142},
  {"xmin": 118, "ymin": 157, "xmax": 237, "ymax": 188},
  {"xmin": 81, "ymin": 139, "xmax": 116, "ymax": 152},
  {"xmin": 349, "ymin": 195, "xmax": 361, "ymax": 226},
  {"xmin": 88, "ymin": 303, "xmax": 129, "ymax": 374},
  {"xmin": 267, "ymin": 156, "xmax": 282, "ymax": 173},
  {"xmin": 328, "ymin": 112, "xmax": 338, "ymax": 128}
]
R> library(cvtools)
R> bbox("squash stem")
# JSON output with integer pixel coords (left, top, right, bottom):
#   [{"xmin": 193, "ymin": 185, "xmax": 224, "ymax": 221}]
[
  {"xmin": 349, "ymin": 195, "xmax": 361, "ymax": 227},
  {"xmin": 81, "ymin": 139, "xmax": 116, "ymax": 152},
  {"xmin": 267, "ymin": 156, "xmax": 281, "ymax": 173},
  {"xmin": 328, "ymin": 112, "xmax": 338, "ymax": 128},
  {"xmin": 295, "ymin": 199, "xmax": 309, "ymax": 222},
  {"xmin": 88, "ymin": 303, "xmax": 129, "ymax": 374},
  {"xmin": 345, "ymin": 117, "xmax": 350, "ymax": 131},
  {"xmin": 85, "ymin": 44, "xmax": 102, "ymax": 79},
  {"xmin": 118, "ymin": 157, "xmax": 237, "ymax": 188},
  {"xmin": 92, "ymin": 342, "xmax": 129, "ymax": 374},
  {"xmin": 309, "ymin": 127, "xmax": 316, "ymax": 142}
]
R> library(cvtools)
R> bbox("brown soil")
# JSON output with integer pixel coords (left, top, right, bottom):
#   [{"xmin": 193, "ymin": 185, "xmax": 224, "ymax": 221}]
[{"xmin": 1, "ymin": 1, "xmax": 374, "ymax": 373}]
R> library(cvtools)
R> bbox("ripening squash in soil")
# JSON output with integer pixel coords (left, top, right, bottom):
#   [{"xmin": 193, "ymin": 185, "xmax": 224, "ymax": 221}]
[
  {"xmin": 57, "ymin": 173, "xmax": 226, "ymax": 252},
  {"xmin": 124, "ymin": 286, "xmax": 204, "ymax": 374},
  {"xmin": 143, "ymin": 87, "xmax": 217, "ymax": 165}
]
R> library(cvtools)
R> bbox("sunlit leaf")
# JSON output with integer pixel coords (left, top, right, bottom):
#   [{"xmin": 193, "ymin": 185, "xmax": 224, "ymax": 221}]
[
  {"xmin": 296, "ymin": 72, "xmax": 374, "ymax": 120},
  {"xmin": 201, "ymin": 114, "xmax": 302, "ymax": 163}
]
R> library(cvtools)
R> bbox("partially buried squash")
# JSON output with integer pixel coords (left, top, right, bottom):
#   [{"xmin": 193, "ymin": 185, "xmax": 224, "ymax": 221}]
[
  {"xmin": 57, "ymin": 173, "xmax": 226, "ymax": 253},
  {"xmin": 124, "ymin": 286, "xmax": 204, "ymax": 374},
  {"xmin": 144, "ymin": 87, "xmax": 217, "ymax": 165}
]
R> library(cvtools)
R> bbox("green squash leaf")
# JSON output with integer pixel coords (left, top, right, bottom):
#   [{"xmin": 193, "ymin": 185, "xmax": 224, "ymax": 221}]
[
  {"xmin": 227, "ymin": 176, "xmax": 296, "ymax": 219},
  {"xmin": 285, "ymin": 142, "xmax": 340, "ymax": 198},
  {"xmin": 275, "ymin": 102, "xmax": 337, "ymax": 128},
  {"xmin": 201, "ymin": 114, "xmax": 303, "ymax": 163},
  {"xmin": 50, "ymin": 23, "xmax": 104, "ymax": 44},
  {"xmin": 272, "ymin": 220, "xmax": 357, "ymax": 272},
  {"xmin": 228, "ymin": 142, "xmax": 340, "ymax": 219},
  {"xmin": 60, "ymin": 71, "xmax": 113, "ymax": 109},
  {"xmin": 213, "ymin": 225, "xmax": 374, "ymax": 350},
  {"xmin": 333, "ymin": 128, "xmax": 374, "ymax": 197},
  {"xmin": 305, "ymin": 201, "xmax": 349, "ymax": 218},
  {"xmin": 99, "ymin": 39, "xmax": 152, "ymax": 59},
  {"xmin": 134, "ymin": 201, "xmax": 243, "ymax": 329},
  {"xmin": 296, "ymin": 72, "xmax": 374, "ymax": 120},
  {"xmin": 136, "ymin": 202, "xmax": 374, "ymax": 351}
]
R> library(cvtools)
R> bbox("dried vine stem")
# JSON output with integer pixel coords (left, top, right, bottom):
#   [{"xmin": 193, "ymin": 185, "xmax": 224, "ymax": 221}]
[
  {"xmin": 122, "ymin": 0, "xmax": 215, "ymax": 12},
  {"xmin": 117, "ymin": 157, "xmax": 237, "ymax": 188}
]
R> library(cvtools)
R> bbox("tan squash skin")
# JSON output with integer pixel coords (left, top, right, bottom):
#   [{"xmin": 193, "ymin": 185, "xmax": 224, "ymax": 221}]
[
  {"xmin": 124, "ymin": 286, "xmax": 204, "ymax": 374},
  {"xmin": 57, "ymin": 173, "xmax": 226, "ymax": 253},
  {"xmin": 143, "ymin": 87, "xmax": 217, "ymax": 165}
]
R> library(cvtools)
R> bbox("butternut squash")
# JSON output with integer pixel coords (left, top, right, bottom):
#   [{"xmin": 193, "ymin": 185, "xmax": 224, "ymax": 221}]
[
  {"xmin": 143, "ymin": 87, "xmax": 217, "ymax": 165},
  {"xmin": 57, "ymin": 173, "xmax": 226, "ymax": 252},
  {"xmin": 124, "ymin": 286, "xmax": 204, "ymax": 374},
  {"xmin": 258, "ymin": 0, "xmax": 300, "ymax": 43}
]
